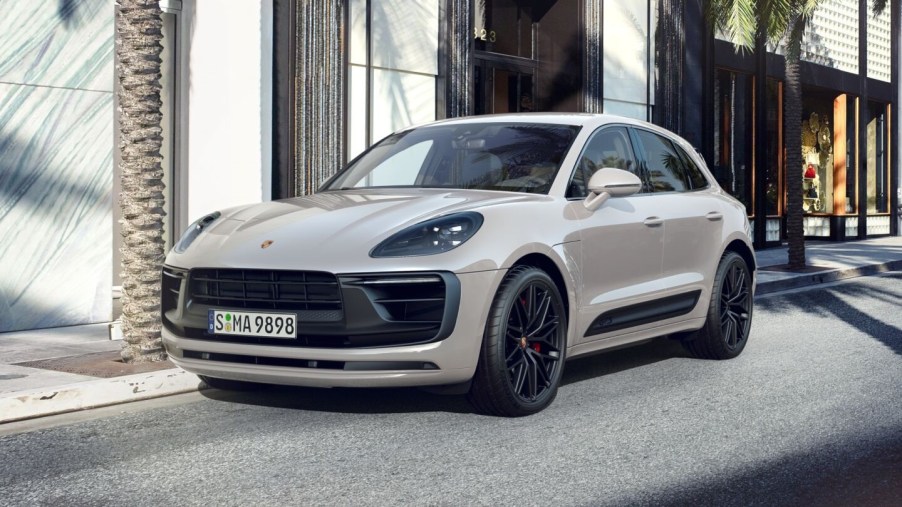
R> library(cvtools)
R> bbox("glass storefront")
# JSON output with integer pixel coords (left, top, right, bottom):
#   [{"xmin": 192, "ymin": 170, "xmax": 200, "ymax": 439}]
[
  {"xmin": 713, "ymin": 68, "xmax": 753, "ymax": 214},
  {"xmin": 765, "ymin": 78, "xmax": 782, "ymax": 216},
  {"xmin": 867, "ymin": 101, "xmax": 890, "ymax": 214},
  {"xmin": 473, "ymin": 0, "xmax": 583, "ymax": 114},
  {"xmin": 800, "ymin": 90, "xmax": 838, "ymax": 215}
]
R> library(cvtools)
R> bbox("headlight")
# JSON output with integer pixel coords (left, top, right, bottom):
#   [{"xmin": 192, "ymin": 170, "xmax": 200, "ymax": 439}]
[
  {"xmin": 370, "ymin": 212, "xmax": 484, "ymax": 258},
  {"xmin": 173, "ymin": 211, "xmax": 221, "ymax": 253}
]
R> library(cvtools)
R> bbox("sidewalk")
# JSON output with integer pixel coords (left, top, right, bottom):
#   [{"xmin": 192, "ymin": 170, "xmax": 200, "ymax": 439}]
[{"xmin": 1, "ymin": 236, "xmax": 900, "ymax": 424}]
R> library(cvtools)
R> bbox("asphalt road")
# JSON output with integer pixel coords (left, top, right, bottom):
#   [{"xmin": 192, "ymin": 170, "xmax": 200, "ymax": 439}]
[{"xmin": 2, "ymin": 273, "xmax": 900, "ymax": 506}]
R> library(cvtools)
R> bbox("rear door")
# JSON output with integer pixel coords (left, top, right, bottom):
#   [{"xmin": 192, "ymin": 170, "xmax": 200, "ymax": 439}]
[{"xmin": 630, "ymin": 128, "xmax": 723, "ymax": 302}]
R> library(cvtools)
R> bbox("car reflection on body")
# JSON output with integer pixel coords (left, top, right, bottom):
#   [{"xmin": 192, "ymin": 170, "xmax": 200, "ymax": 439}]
[{"xmin": 161, "ymin": 114, "xmax": 755, "ymax": 417}]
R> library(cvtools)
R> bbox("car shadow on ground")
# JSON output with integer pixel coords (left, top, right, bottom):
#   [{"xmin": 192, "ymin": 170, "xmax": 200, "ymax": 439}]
[{"xmin": 198, "ymin": 336, "xmax": 691, "ymax": 415}]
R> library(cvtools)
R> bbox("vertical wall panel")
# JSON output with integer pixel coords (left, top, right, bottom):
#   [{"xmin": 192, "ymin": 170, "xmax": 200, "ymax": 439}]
[{"xmin": 0, "ymin": 0, "xmax": 114, "ymax": 332}]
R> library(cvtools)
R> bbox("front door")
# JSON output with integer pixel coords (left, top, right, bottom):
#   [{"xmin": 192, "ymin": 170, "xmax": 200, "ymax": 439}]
[{"xmin": 474, "ymin": 60, "xmax": 536, "ymax": 115}]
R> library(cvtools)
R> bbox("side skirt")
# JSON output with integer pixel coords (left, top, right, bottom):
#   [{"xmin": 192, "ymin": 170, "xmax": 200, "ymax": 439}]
[{"xmin": 584, "ymin": 290, "xmax": 702, "ymax": 338}]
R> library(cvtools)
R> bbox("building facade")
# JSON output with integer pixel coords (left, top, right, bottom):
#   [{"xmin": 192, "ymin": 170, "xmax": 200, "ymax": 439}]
[{"xmin": 0, "ymin": 0, "xmax": 898, "ymax": 332}]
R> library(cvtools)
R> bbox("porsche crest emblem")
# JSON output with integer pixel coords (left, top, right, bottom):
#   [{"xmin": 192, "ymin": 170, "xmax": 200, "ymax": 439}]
[{"xmin": 261, "ymin": 240, "xmax": 274, "ymax": 249}]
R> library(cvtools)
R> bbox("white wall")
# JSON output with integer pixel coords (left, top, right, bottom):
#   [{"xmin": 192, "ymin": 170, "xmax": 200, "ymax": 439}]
[{"xmin": 184, "ymin": 0, "xmax": 272, "ymax": 222}]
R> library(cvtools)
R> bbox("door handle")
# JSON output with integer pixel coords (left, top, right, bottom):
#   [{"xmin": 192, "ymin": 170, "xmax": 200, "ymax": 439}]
[
  {"xmin": 706, "ymin": 212, "xmax": 723, "ymax": 221},
  {"xmin": 643, "ymin": 217, "xmax": 664, "ymax": 227}
]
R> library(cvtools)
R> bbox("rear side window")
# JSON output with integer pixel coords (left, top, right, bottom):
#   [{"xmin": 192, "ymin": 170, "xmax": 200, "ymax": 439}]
[
  {"xmin": 634, "ymin": 129, "xmax": 690, "ymax": 193},
  {"xmin": 675, "ymin": 145, "xmax": 710, "ymax": 189},
  {"xmin": 567, "ymin": 126, "xmax": 637, "ymax": 198}
]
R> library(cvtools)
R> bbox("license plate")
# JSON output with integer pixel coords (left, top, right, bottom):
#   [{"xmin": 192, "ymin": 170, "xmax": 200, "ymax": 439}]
[{"xmin": 208, "ymin": 310, "xmax": 297, "ymax": 339}]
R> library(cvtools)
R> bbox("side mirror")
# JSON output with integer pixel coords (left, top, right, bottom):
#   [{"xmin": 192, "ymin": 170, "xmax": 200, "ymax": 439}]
[{"xmin": 583, "ymin": 168, "xmax": 642, "ymax": 212}]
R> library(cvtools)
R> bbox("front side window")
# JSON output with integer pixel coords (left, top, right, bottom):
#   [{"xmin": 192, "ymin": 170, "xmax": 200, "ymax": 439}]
[
  {"xmin": 634, "ymin": 129, "xmax": 689, "ymax": 193},
  {"xmin": 324, "ymin": 123, "xmax": 580, "ymax": 194},
  {"xmin": 568, "ymin": 126, "xmax": 637, "ymax": 198}
]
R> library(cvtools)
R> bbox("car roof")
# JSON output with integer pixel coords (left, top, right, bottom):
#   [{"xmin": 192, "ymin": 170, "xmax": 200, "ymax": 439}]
[{"xmin": 420, "ymin": 112, "xmax": 630, "ymax": 128}]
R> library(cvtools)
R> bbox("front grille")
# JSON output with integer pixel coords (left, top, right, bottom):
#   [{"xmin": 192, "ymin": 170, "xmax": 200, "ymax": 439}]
[{"xmin": 188, "ymin": 269, "xmax": 342, "ymax": 320}]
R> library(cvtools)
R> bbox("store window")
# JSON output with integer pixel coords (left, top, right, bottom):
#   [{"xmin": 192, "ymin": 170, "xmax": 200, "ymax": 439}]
[
  {"xmin": 713, "ymin": 69, "xmax": 753, "ymax": 213},
  {"xmin": 800, "ymin": 89, "xmax": 838, "ymax": 214},
  {"xmin": 867, "ymin": 101, "xmax": 890, "ymax": 214},
  {"xmin": 765, "ymin": 79, "xmax": 782, "ymax": 216}
]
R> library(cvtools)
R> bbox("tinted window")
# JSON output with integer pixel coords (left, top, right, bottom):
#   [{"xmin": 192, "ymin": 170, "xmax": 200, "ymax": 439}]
[
  {"xmin": 567, "ymin": 127, "xmax": 637, "ymax": 198},
  {"xmin": 675, "ymin": 145, "xmax": 709, "ymax": 189},
  {"xmin": 634, "ymin": 130, "xmax": 689, "ymax": 192},
  {"xmin": 326, "ymin": 123, "xmax": 580, "ymax": 195}
]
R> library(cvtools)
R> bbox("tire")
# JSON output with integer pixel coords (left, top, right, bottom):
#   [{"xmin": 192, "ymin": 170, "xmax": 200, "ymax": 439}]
[
  {"xmin": 467, "ymin": 266, "xmax": 567, "ymax": 417},
  {"xmin": 199, "ymin": 375, "xmax": 264, "ymax": 391},
  {"xmin": 682, "ymin": 251, "xmax": 753, "ymax": 360}
]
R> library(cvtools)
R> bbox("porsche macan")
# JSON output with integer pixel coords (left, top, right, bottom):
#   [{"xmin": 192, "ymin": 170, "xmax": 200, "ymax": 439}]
[{"xmin": 161, "ymin": 114, "xmax": 756, "ymax": 416}]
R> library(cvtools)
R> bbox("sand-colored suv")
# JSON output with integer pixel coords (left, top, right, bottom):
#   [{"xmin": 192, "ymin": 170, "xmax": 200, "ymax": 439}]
[{"xmin": 162, "ymin": 114, "xmax": 755, "ymax": 416}]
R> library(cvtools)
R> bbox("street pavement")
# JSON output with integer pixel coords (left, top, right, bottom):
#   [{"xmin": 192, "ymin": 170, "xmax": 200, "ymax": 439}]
[
  {"xmin": 0, "ymin": 236, "xmax": 900, "ymax": 424},
  {"xmin": 1, "ymin": 273, "xmax": 899, "ymax": 506}
]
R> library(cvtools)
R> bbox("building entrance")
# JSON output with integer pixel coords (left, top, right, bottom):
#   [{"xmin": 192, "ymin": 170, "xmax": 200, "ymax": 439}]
[
  {"xmin": 474, "ymin": 59, "xmax": 536, "ymax": 114},
  {"xmin": 472, "ymin": 0, "xmax": 583, "ymax": 115}
]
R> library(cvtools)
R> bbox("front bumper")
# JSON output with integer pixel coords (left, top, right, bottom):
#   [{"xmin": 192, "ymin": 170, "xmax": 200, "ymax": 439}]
[{"xmin": 162, "ymin": 270, "xmax": 500, "ymax": 388}]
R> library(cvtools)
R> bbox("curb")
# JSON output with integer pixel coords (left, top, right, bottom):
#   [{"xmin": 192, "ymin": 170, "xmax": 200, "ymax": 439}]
[
  {"xmin": 0, "ymin": 368, "xmax": 205, "ymax": 424},
  {"xmin": 755, "ymin": 260, "xmax": 902, "ymax": 296}
]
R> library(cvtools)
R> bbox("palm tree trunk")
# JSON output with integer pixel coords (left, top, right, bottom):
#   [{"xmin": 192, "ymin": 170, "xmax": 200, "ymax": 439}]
[
  {"xmin": 784, "ymin": 15, "xmax": 806, "ymax": 269},
  {"xmin": 115, "ymin": 0, "xmax": 166, "ymax": 363}
]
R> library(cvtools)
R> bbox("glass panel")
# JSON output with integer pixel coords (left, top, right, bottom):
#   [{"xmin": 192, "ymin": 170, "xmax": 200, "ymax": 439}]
[
  {"xmin": 474, "ymin": 0, "xmax": 532, "ymax": 58},
  {"xmin": 801, "ymin": 90, "xmax": 837, "ymax": 214},
  {"xmin": 327, "ymin": 123, "xmax": 580, "ymax": 194},
  {"xmin": 603, "ymin": 0, "xmax": 649, "ymax": 106},
  {"xmin": 674, "ymin": 145, "xmax": 708, "ymax": 190},
  {"xmin": 867, "ymin": 101, "xmax": 889, "ymax": 213},
  {"xmin": 358, "ymin": 141, "xmax": 434, "ymax": 187},
  {"xmin": 569, "ymin": 127, "xmax": 637, "ymax": 198},
  {"xmin": 634, "ymin": 129, "xmax": 689, "ymax": 193},
  {"xmin": 765, "ymin": 79, "xmax": 781, "ymax": 215},
  {"xmin": 535, "ymin": 0, "xmax": 582, "ymax": 112},
  {"xmin": 713, "ymin": 69, "xmax": 753, "ymax": 212},
  {"xmin": 846, "ymin": 95, "xmax": 857, "ymax": 213}
]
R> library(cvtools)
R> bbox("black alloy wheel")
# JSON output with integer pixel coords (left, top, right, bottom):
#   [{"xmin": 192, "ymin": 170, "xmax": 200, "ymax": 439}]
[
  {"xmin": 468, "ymin": 266, "xmax": 567, "ymax": 417},
  {"xmin": 683, "ymin": 251, "xmax": 753, "ymax": 360}
]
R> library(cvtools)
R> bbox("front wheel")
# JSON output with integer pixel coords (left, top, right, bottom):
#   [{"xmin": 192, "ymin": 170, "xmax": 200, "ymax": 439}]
[
  {"xmin": 467, "ymin": 266, "xmax": 567, "ymax": 417},
  {"xmin": 682, "ymin": 251, "xmax": 753, "ymax": 359}
]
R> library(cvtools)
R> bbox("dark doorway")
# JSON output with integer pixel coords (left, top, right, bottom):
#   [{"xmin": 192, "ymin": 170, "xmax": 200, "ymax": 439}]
[
  {"xmin": 472, "ymin": 0, "xmax": 583, "ymax": 115},
  {"xmin": 474, "ymin": 59, "xmax": 536, "ymax": 114}
]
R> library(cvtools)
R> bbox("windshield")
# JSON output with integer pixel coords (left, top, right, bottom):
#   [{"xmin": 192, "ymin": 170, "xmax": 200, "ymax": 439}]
[{"xmin": 323, "ymin": 123, "xmax": 581, "ymax": 194}]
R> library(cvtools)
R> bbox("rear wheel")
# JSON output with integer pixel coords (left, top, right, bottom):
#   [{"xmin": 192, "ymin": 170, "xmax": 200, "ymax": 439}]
[
  {"xmin": 199, "ymin": 375, "xmax": 264, "ymax": 391},
  {"xmin": 683, "ymin": 251, "xmax": 753, "ymax": 359},
  {"xmin": 468, "ymin": 266, "xmax": 567, "ymax": 417}
]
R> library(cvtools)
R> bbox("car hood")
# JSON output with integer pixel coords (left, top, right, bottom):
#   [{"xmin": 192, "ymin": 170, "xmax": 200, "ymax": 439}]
[{"xmin": 170, "ymin": 188, "xmax": 551, "ymax": 271}]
